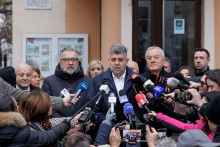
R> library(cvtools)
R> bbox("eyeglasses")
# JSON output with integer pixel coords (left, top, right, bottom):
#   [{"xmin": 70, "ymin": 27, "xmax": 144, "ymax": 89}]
[{"xmin": 61, "ymin": 58, "xmax": 78, "ymax": 63}]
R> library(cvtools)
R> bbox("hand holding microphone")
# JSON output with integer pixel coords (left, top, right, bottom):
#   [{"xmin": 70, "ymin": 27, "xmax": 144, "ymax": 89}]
[{"xmin": 69, "ymin": 81, "xmax": 88, "ymax": 106}]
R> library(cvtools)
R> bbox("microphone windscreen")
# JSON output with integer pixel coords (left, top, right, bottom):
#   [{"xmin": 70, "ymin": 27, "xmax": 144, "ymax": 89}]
[
  {"xmin": 174, "ymin": 71, "xmax": 190, "ymax": 86},
  {"xmin": 135, "ymin": 94, "xmax": 145, "ymax": 102},
  {"xmin": 119, "ymin": 90, "xmax": 126, "ymax": 96},
  {"xmin": 145, "ymin": 84, "xmax": 155, "ymax": 92},
  {"xmin": 143, "ymin": 114, "xmax": 149, "ymax": 124},
  {"xmin": 167, "ymin": 78, "xmax": 179, "ymax": 88},
  {"xmin": 78, "ymin": 81, "xmax": 88, "ymax": 91},
  {"xmin": 124, "ymin": 103, "xmax": 134, "ymax": 115}
]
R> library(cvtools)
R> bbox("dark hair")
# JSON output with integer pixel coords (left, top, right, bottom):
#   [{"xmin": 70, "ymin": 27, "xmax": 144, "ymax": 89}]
[
  {"xmin": 178, "ymin": 66, "xmax": 195, "ymax": 78},
  {"xmin": 62, "ymin": 132, "xmax": 90, "ymax": 147},
  {"xmin": 205, "ymin": 69, "xmax": 220, "ymax": 86},
  {"xmin": 194, "ymin": 48, "xmax": 210, "ymax": 58},
  {"xmin": 19, "ymin": 90, "xmax": 51, "ymax": 123},
  {"xmin": 0, "ymin": 94, "xmax": 16, "ymax": 112},
  {"xmin": 32, "ymin": 66, "xmax": 41, "ymax": 77}
]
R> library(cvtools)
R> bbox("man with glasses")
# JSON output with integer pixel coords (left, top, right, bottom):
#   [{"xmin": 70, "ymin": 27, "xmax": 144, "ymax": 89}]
[{"xmin": 42, "ymin": 48, "xmax": 92, "ymax": 117}]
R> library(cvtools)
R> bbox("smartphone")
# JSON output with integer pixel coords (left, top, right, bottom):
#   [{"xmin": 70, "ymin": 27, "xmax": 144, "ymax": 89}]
[
  {"xmin": 174, "ymin": 91, "xmax": 192, "ymax": 103},
  {"xmin": 122, "ymin": 129, "xmax": 142, "ymax": 144},
  {"xmin": 78, "ymin": 107, "xmax": 92, "ymax": 124}
]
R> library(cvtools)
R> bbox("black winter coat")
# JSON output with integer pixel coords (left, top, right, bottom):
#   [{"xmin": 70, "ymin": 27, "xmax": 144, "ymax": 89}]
[
  {"xmin": 42, "ymin": 63, "xmax": 92, "ymax": 117},
  {"xmin": 0, "ymin": 112, "xmax": 69, "ymax": 147}
]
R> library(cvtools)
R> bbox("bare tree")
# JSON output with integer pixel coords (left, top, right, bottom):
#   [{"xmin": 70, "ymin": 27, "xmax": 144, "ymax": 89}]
[{"xmin": 0, "ymin": 0, "xmax": 12, "ymax": 67}]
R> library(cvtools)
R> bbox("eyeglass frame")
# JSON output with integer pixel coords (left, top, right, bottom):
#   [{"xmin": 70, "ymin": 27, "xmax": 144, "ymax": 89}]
[{"xmin": 60, "ymin": 58, "xmax": 79, "ymax": 63}]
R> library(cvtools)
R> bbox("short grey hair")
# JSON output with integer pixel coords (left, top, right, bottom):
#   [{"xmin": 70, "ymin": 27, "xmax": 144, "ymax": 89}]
[
  {"xmin": 145, "ymin": 46, "xmax": 165, "ymax": 59},
  {"xmin": 109, "ymin": 44, "xmax": 128, "ymax": 58},
  {"xmin": 60, "ymin": 48, "xmax": 79, "ymax": 60}
]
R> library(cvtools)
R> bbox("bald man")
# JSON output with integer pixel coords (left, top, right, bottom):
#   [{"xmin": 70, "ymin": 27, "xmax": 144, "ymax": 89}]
[
  {"xmin": 127, "ymin": 60, "xmax": 139, "ymax": 73},
  {"xmin": 15, "ymin": 63, "xmax": 39, "ymax": 91}
]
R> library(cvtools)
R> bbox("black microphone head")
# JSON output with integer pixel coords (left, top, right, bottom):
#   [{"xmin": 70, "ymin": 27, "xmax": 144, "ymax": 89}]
[
  {"xmin": 133, "ymin": 76, "xmax": 145, "ymax": 91},
  {"xmin": 119, "ymin": 90, "xmax": 126, "ymax": 96},
  {"xmin": 174, "ymin": 71, "xmax": 190, "ymax": 86},
  {"xmin": 145, "ymin": 84, "xmax": 155, "ymax": 92}
]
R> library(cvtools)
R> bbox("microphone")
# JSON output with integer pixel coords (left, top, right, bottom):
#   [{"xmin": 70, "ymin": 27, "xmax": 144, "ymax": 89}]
[
  {"xmin": 174, "ymin": 71, "xmax": 191, "ymax": 86},
  {"xmin": 69, "ymin": 81, "xmax": 88, "ymax": 106},
  {"xmin": 131, "ymin": 74, "xmax": 154, "ymax": 92},
  {"xmin": 108, "ymin": 93, "xmax": 117, "ymax": 113},
  {"xmin": 119, "ymin": 90, "xmax": 129, "ymax": 104},
  {"xmin": 143, "ymin": 113, "xmax": 150, "ymax": 124},
  {"xmin": 131, "ymin": 74, "xmax": 146, "ymax": 93},
  {"xmin": 167, "ymin": 77, "xmax": 188, "ymax": 90},
  {"xmin": 149, "ymin": 74, "xmax": 167, "ymax": 85},
  {"xmin": 145, "ymin": 84, "xmax": 165, "ymax": 99},
  {"xmin": 124, "ymin": 103, "xmax": 134, "ymax": 125},
  {"xmin": 60, "ymin": 88, "xmax": 74, "ymax": 98},
  {"xmin": 135, "ymin": 94, "xmax": 151, "ymax": 113}
]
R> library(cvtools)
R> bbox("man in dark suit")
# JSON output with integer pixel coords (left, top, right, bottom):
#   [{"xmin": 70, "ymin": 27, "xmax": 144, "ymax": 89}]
[{"xmin": 88, "ymin": 44, "xmax": 144, "ymax": 123}]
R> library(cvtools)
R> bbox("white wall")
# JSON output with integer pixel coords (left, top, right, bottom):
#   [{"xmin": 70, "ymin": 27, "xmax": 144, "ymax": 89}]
[
  {"xmin": 12, "ymin": 0, "xmax": 66, "ymax": 67},
  {"xmin": 121, "ymin": 0, "xmax": 132, "ymax": 60},
  {"xmin": 202, "ymin": 0, "xmax": 215, "ymax": 69}
]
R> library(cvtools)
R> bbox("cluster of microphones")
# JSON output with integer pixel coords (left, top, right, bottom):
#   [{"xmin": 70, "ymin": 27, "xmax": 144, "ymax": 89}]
[{"xmin": 60, "ymin": 71, "xmax": 192, "ymax": 143}]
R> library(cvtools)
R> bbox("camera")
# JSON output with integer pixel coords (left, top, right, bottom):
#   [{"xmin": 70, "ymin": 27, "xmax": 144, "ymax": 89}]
[
  {"xmin": 174, "ymin": 91, "xmax": 192, "ymax": 103},
  {"xmin": 78, "ymin": 107, "xmax": 92, "ymax": 124}
]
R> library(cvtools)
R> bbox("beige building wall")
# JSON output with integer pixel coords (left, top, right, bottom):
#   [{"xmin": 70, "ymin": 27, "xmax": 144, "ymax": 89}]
[
  {"xmin": 215, "ymin": 0, "xmax": 220, "ymax": 68},
  {"xmin": 65, "ymin": 0, "xmax": 101, "ymax": 63},
  {"xmin": 101, "ymin": 0, "xmax": 121, "ymax": 69},
  {"xmin": 12, "ymin": 0, "xmax": 66, "ymax": 67}
]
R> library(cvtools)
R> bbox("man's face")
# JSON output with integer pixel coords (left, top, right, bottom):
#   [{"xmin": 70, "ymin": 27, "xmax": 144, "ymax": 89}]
[
  {"xmin": 194, "ymin": 51, "xmax": 210, "ymax": 72},
  {"xmin": 108, "ymin": 53, "xmax": 129, "ymax": 77},
  {"xmin": 146, "ymin": 48, "xmax": 165, "ymax": 73},
  {"xmin": 59, "ymin": 50, "xmax": 79, "ymax": 74},
  {"xmin": 16, "ymin": 66, "xmax": 32, "ymax": 90},
  {"xmin": 163, "ymin": 60, "xmax": 171, "ymax": 73}
]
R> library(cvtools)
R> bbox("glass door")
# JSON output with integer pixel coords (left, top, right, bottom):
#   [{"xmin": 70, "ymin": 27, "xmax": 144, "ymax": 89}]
[{"xmin": 133, "ymin": 0, "xmax": 201, "ymax": 73}]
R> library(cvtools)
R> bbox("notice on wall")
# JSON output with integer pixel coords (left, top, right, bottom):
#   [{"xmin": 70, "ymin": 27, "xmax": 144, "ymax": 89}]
[
  {"xmin": 26, "ymin": 38, "xmax": 52, "ymax": 76},
  {"xmin": 174, "ymin": 19, "xmax": 185, "ymax": 34},
  {"xmin": 25, "ymin": 0, "xmax": 52, "ymax": 9}
]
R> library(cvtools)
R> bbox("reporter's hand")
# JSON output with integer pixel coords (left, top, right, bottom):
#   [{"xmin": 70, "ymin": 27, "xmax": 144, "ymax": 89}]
[
  {"xmin": 148, "ymin": 111, "xmax": 157, "ymax": 121},
  {"xmin": 67, "ymin": 124, "xmax": 81, "ymax": 134},
  {"xmin": 189, "ymin": 81, "xmax": 199, "ymax": 89},
  {"xmin": 164, "ymin": 92, "xmax": 175, "ymax": 103},
  {"xmin": 186, "ymin": 89, "xmax": 203, "ymax": 107},
  {"xmin": 63, "ymin": 93, "xmax": 80, "ymax": 106},
  {"xmin": 146, "ymin": 92, "xmax": 154, "ymax": 99},
  {"xmin": 106, "ymin": 108, "xmax": 116, "ymax": 122},
  {"xmin": 145, "ymin": 125, "xmax": 158, "ymax": 147},
  {"xmin": 73, "ymin": 111, "xmax": 84, "ymax": 124},
  {"xmin": 109, "ymin": 127, "xmax": 121, "ymax": 147}
]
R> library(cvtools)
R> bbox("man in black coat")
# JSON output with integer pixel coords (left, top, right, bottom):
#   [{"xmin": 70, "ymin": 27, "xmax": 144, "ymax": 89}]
[{"xmin": 42, "ymin": 48, "xmax": 92, "ymax": 117}]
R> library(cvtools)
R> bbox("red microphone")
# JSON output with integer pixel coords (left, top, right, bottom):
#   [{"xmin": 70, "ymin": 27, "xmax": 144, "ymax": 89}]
[{"xmin": 135, "ymin": 94, "xmax": 151, "ymax": 114}]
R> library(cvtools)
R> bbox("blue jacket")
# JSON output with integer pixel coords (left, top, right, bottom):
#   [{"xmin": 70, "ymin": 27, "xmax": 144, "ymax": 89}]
[{"xmin": 88, "ymin": 66, "xmax": 145, "ymax": 123}]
